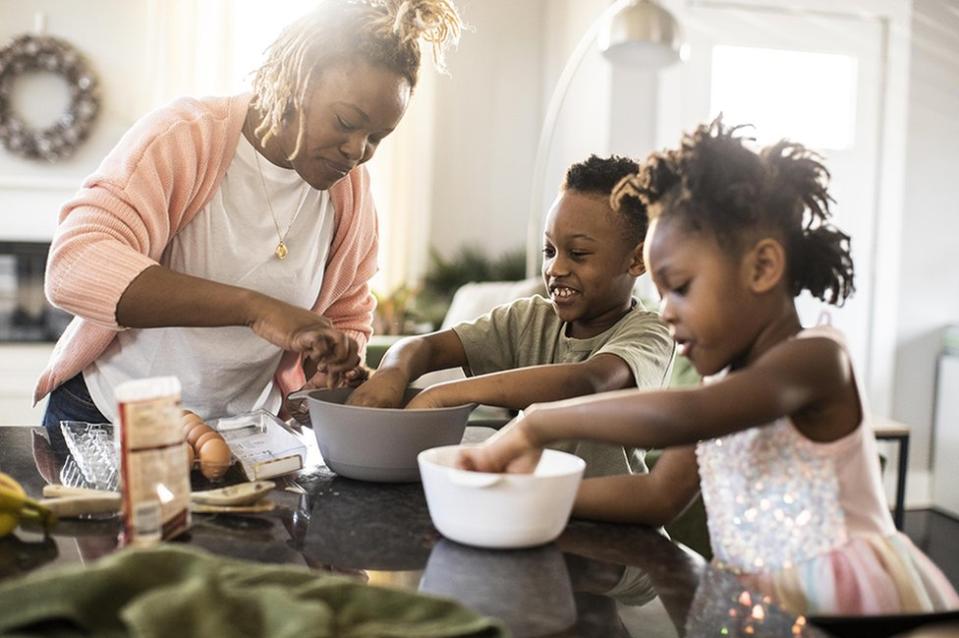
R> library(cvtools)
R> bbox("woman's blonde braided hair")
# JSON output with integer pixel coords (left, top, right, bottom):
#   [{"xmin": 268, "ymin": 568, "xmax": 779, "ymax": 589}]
[{"xmin": 251, "ymin": 0, "xmax": 462, "ymax": 159}]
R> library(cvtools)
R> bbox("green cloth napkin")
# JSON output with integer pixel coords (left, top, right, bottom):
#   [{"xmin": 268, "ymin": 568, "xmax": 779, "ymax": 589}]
[{"xmin": 0, "ymin": 545, "xmax": 508, "ymax": 638}]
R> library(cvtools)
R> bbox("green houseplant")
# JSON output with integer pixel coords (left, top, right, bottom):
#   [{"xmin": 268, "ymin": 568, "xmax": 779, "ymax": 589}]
[{"xmin": 373, "ymin": 245, "xmax": 526, "ymax": 335}]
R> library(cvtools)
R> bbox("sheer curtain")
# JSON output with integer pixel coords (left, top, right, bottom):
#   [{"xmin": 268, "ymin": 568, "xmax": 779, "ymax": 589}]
[{"xmin": 141, "ymin": 0, "xmax": 433, "ymax": 297}]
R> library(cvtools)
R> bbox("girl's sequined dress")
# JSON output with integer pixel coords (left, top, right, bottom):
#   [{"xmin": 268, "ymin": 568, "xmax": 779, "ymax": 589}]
[{"xmin": 696, "ymin": 326, "xmax": 959, "ymax": 616}]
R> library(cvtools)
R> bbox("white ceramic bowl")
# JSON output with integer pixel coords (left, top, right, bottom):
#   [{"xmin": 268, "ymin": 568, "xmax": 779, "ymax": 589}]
[
  {"xmin": 418, "ymin": 444, "xmax": 585, "ymax": 549},
  {"xmin": 294, "ymin": 388, "xmax": 474, "ymax": 482}
]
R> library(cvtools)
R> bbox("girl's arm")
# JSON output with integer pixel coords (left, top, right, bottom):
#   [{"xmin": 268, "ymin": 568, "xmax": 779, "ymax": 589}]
[
  {"xmin": 573, "ymin": 446, "xmax": 700, "ymax": 527},
  {"xmin": 460, "ymin": 336, "xmax": 851, "ymax": 472},
  {"xmin": 346, "ymin": 330, "xmax": 469, "ymax": 407},
  {"xmin": 405, "ymin": 353, "xmax": 634, "ymax": 410}
]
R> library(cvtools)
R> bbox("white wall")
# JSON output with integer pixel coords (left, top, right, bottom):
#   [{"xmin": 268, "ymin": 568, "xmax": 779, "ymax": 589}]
[
  {"xmin": 426, "ymin": 0, "xmax": 547, "ymax": 261},
  {"xmin": 0, "ymin": 0, "xmax": 150, "ymax": 241},
  {"xmin": 0, "ymin": 1, "xmax": 150, "ymax": 424},
  {"xmin": 892, "ymin": 0, "xmax": 959, "ymax": 506}
]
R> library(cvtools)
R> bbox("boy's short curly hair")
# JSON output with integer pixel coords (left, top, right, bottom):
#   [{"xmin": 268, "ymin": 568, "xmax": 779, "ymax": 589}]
[
  {"xmin": 611, "ymin": 118, "xmax": 855, "ymax": 306},
  {"xmin": 563, "ymin": 154, "xmax": 647, "ymax": 245}
]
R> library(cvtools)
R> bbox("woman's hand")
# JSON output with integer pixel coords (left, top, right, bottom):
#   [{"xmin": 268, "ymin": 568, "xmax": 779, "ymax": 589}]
[
  {"xmin": 248, "ymin": 298, "xmax": 359, "ymax": 375},
  {"xmin": 286, "ymin": 390, "xmax": 312, "ymax": 426},
  {"xmin": 457, "ymin": 410, "xmax": 544, "ymax": 474},
  {"xmin": 346, "ymin": 368, "xmax": 407, "ymax": 408},
  {"xmin": 309, "ymin": 362, "xmax": 371, "ymax": 390},
  {"xmin": 287, "ymin": 365, "xmax": 372, "ymax": 424},
  {"xmin": 343, "ymin": 365, "xmax": 371, "ymax": 387}
]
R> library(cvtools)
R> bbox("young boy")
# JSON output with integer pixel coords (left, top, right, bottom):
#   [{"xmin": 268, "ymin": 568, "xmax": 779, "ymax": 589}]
[{"xmin": 347, "ymin": 155, "xmax": 674, "ymax": 477}]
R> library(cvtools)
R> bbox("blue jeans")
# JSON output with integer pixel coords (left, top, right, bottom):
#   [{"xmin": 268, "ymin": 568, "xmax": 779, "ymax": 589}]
[{"xmin": 41, "ymin": 373, "xmax": 109, "ymax": 454}]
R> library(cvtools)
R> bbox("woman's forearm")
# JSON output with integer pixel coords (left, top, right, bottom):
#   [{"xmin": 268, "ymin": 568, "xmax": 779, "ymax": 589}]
[
  {"xmin": 116, "ymin": 265, "xmax": 265, "ymax": 328},
  {"xmin": 117, "ymin": 265, "xmax": 359, "ymax": 370}
]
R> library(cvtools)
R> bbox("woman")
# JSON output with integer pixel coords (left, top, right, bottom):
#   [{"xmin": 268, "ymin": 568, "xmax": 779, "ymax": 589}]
[{"xmin": 36, "ymin": 0, "xmax": 463, "ymax": 440}]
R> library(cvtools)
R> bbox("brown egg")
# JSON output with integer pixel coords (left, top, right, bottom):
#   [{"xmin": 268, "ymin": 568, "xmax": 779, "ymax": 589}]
[
  {"xmin": 186, "ymin": 443, "xmax": 195, "ymax": 470},
  {"xmin": 186, "ymin": 423, "xmax": 213, "ymax": 447},
  {"xmin": 182, "ymin": 412, "xmax": 204, "ymax": 429},
  {"xmin": 199, "ymin": 439, "xmax": 231, "ymax": 480},
  {"xmin": 195, "ymin": 431, "xmax": 222, "ymax": 452}
]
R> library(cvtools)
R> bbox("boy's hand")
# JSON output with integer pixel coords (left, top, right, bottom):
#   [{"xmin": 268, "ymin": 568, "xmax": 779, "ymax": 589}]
[
  {"xmin": 456, "ymin": 413, "xmax": 543, "ymax": 474},
  {"xmin": 404, "ymin": 386, "xmax": 450, "ymax": 410},
  {"xmin": 346, "ymin": 368, "xmax": 407, "ymax": 408}
]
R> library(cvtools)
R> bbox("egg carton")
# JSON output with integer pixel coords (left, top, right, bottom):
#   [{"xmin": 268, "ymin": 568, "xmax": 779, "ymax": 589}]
[
  {"xmin": 58, "ymin": 421, "xmax": 119, "ymax": 491},
  {"xmin": 212, "ymin": 410, "xmax": 308, "ymax": 480}
]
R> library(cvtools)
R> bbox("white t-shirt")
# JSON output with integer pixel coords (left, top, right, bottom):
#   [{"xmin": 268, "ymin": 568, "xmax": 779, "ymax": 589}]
[{"xmin": 85, "ymin": 134, "xmax": 334, "ymax": 422}]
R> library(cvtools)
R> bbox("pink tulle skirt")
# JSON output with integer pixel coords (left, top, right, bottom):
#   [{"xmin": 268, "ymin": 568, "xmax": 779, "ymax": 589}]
[{"xmin": 737, "ymin": 533, "xmax": 959, "ymax": 617}]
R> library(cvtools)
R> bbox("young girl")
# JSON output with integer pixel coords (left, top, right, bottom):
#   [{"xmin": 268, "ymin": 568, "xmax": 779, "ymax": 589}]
[{"xmin": 460, "ymin": 120, "xmax": 959, "ymax": 617}]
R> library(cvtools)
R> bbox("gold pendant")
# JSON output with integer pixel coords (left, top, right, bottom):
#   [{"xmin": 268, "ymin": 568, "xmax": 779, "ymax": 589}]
[{"xmin": 275, "ymin": 241, "xmax": 288, "ymax": 260}]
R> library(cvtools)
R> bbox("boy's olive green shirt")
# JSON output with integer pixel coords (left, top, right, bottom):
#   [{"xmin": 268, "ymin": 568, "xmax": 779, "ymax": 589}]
[{"xmin": 452, "ymin": 295, "xmax": 675, "ymax": 478}]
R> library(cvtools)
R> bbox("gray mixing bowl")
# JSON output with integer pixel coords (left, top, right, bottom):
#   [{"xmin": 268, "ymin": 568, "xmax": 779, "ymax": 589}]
[{"xmin": 291, "ymin": 387, "xmax": 474, "ymax": 482}]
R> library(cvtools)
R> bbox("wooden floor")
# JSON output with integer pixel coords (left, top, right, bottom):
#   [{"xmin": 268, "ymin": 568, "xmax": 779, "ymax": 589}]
[{"xmin": 903, "ymin": 508, "xmax": 959, "ymax": 590}]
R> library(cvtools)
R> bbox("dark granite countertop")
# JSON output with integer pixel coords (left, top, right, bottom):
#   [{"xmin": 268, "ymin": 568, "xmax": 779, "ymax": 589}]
[{"xmin": 0, "ymin": 426, "xmax": 831, "ymax": 637}]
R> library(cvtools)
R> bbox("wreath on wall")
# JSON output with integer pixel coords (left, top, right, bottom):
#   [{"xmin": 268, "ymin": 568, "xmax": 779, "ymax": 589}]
[{"xmin": 0, "ymin": 34, "xmax": 100, "ymax": 162}]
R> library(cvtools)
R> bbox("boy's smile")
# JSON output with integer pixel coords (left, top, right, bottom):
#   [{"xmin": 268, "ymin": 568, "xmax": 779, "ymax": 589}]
[{"xmin": 542, "ymin": 190, "xmax": 644, "ymax": 339}]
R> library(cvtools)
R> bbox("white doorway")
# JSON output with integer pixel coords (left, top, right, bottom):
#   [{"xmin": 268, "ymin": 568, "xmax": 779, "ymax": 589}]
[{"xmin": 653, "ymin": 0, "xmax": 911, "ymax": 409}]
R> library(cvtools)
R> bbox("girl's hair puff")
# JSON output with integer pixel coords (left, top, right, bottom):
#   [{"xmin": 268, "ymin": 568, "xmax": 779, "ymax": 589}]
[
  {"xmin": 612, "ymin": 117, "xmax": 855, "ymax": 306},
  {"xmin": 251, "ymin": 0, "xmax": 462, "ymax": 159}
]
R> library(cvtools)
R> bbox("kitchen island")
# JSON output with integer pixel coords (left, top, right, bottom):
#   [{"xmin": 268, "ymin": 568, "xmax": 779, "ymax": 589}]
[{"xmin": 0, "ymin": 426, "xmax": 828, "ymax": 637}]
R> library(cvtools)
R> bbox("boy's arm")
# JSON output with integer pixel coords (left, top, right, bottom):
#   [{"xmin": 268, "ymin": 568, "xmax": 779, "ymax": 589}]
[
  {"xmin": 573, "ymin": 446, "xmax": 700, "ymax": 527},
  {"xmin": 346, "ymin": 330, "xmax": 468, "ymax": 407},
  {"xmin": 406, "ymin": 353, "xmax": 634, "ymax": 410}
]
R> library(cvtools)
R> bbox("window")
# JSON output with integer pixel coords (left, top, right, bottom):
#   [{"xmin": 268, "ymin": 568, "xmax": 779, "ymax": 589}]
[
  {"xmin": 228, "ymin": 0, "xmax": 317, "ymax": 90},
  {"xmin": 709, "ymin": 45, "xmax": 858, "ymax": 150}
]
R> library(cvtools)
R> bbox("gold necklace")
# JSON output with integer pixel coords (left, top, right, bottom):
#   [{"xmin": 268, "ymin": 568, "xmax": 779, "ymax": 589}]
[{"xmin": 252, "ymin": 147, "xmax": 301, "ymax": 260}]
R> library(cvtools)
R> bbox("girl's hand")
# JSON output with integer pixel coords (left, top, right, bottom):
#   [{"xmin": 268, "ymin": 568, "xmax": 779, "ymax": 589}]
[
  {"xmin": 457, "ymin": 413, "xmax": 543, "ymax": 474},
  {"xmin": 346, "ymin": 368, "xmax": 407, "ymax": 408},
  {"xmin": 248, "ymin": 298, "xmax": 359, "ymax": 375}
]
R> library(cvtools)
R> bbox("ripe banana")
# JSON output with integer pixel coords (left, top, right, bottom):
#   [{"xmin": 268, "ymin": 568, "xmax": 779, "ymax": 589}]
[{"xmin": 0, "ymin": 472, "xmax": 56, "ymax": 536}]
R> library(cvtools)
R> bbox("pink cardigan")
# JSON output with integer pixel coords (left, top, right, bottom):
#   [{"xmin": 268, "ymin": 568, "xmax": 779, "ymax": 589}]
[{"xmin": 35, "ymin": 94, "xmax": 378, "ymax": 404}]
